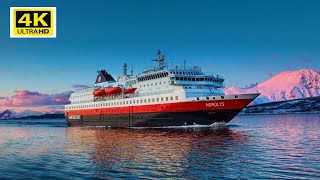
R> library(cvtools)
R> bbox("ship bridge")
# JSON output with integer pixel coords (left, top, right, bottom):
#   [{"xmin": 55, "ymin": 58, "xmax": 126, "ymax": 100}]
[{"xmin": 168, "ymin": 69, "xmax": 224, "ymax": 88}]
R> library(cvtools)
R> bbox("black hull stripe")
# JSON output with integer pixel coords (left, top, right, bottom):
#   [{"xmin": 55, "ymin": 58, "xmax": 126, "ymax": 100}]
[{"xmin": 66, "ymin": 110, "xmax": 242, "ymax": 127}]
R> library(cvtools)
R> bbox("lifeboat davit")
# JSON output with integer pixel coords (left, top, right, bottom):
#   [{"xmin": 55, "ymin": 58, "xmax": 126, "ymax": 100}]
[
  {"xmin": 124, "ymin": 87, "xmax": 137, "ymax": 94},
  {"xmin": 105, "ymin": 87, "xmax": 121, "ymax": 95},
  {"xmin": 93, "ymin": 89, "xmax": 106, "ymax": 97}
]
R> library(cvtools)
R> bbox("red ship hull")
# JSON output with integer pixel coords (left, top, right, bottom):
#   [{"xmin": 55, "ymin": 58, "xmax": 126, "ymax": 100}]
[{"xmin": 65, "ymin": 94, "xmax": 259, "ymax": 127}]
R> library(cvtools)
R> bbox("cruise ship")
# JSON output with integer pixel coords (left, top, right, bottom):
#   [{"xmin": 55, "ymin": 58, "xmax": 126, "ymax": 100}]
[{"xmin": 65, "ymin": 50, "xmax": 259, "ymax": 127}]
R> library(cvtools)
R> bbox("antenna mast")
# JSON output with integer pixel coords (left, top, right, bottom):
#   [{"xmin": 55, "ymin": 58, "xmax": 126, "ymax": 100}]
[{"xmin": 153, "ymin": 50, "xmax": 166, "ymax": 70}]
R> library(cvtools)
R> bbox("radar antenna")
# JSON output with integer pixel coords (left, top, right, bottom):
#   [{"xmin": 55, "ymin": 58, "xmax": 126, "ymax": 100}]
[{"xmin": 152, "ymin": 50, "xmax": 166, "ymax": 70}]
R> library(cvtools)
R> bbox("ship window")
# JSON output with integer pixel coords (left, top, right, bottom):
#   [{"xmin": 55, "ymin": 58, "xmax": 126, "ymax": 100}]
[
  {"xmin": 130, "ymin": 101, "xmax": 131, "ymax": 104},
  {"xmin": 166, "ymin": 97, "xmax": 169, "ymax": 101},
  {"xmin": 192, "ymin": 78, "xmax": 195, "ymax": 81},
  {"xmin": 164, "ymin": 81, "xmax": 166, "ymax": 84},
  {"xmin": 161, "ymin": 97, "xmax": 163, "ymax": 101},
  {"xmin": 151, "ymin": 84, "xmax": 153, "ymax": 86},
  {"xmin": 148, "ymin": 99, "xmax": 150, "ymax": 103},
  {"xmin": 197, "ymin": 97, "xmax": 199, "ymax": 100},
  {"xmin": 221, "ymin": 96, "xmax": 224, "ymax": 99},
  {"xmin": 212, "ymin": 97, "xmax": 215, "ymax": 99},
  {"xmin": 170, "ymin": 96, "xmax": 173, "ymax": 101},
  {"xmin": 235, "ymin": 95, "xmax": 238, "ymax": 98},
  {"xmin": 157, "ymin": 98, "xmax": 159, "ymax": 102},
  {"xmin": 144, "ymin": 99, "xmax": 146, "ymax": 103},
  {"xmin": 155, "ymin": 83, "xmax": 157, "ymax": 85},
  {"xmin": 206, "ymin": 97, "xmax": 209, "ymax": 100},
  {"xmin": 141, "ymin": 99, "xmax": 143, "ymax": 103}
]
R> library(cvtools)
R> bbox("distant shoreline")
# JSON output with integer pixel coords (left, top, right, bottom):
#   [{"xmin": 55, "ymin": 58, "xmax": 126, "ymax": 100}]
[{"xmin": 1, "ymin": 114, "xmax": 64, "ymax": 120}]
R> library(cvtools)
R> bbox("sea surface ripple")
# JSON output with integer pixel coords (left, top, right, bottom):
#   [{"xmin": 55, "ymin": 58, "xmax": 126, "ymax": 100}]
[{"xmin": 0, "ymin": 114, "xmax": 319, "ymax": 179}]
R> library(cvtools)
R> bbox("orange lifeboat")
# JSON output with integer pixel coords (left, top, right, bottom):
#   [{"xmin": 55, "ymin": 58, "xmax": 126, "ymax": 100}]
[
  {"xmin": 93, "ymin": 89, "xmax": 106, "ymax": 97},
  {"xmin": 105, "ymin": 87, "xmax": 121, "ymax": 95},
  {"xmin": 124, "ymin": 87, "xmax": 137, "ymax": 94}
]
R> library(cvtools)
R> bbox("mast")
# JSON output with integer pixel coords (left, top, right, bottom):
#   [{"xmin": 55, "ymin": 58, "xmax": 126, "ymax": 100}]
[
  {"xmin": 152, "ymin": 50, "xmax": 166, "ymax": 70},
  {"xmin": 122, "ymin": 63, "xmax": 127, "ymax": 76}
]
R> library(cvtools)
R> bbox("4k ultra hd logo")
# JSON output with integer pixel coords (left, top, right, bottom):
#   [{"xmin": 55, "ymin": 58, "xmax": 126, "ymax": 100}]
[{"xmin": 10, "ymin": 7, "xmax": 56, "ymax": 38}]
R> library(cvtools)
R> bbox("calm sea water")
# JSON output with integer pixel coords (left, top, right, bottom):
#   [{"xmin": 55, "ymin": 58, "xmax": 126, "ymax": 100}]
[{"xmin": 0, "ymin": 114, "xmax": 319, "ymax": 179}]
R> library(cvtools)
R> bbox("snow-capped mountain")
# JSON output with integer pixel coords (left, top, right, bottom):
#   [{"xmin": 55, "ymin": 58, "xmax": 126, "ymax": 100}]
[
  {"xmin": 224, "ymin": 69, "xmax": 320, "ymax": 105},
  {"xmin": 0, "ymin": 109, "xmax": 64, "ymax": 120},
  {"xmin": 47, "ymin": 110, "xmax": 64, "ymax": 115},
  {"xmin": 19, "ymin": 110, "xmax": 45, "ymax": 117},
  {"xmin": 0, "ymin": 110, "xmax": 19, "ymax": 119}
]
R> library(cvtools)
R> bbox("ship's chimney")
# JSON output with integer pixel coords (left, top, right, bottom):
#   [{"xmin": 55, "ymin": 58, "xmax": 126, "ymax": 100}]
[{"xmin": 123, "ymin": 63, "xmax": 127, "ymax": 76}]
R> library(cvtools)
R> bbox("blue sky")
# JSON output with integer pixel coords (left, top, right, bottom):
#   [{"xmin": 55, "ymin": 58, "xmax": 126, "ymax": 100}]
[{"xmin": 0, "ymin": 0, "xmax": 319, "ymax": 97}]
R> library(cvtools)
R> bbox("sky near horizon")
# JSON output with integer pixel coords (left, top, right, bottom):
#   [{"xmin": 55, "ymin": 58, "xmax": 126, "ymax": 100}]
[{"xmin": 0, "ymin": 0, "xmax": 320, "ymax": 111}]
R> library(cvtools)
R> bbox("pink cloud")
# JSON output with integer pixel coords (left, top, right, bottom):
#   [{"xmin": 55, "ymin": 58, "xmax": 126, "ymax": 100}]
[{"xmin": 0, "ymin": 90, "xmax": 73, "ymax": 107}]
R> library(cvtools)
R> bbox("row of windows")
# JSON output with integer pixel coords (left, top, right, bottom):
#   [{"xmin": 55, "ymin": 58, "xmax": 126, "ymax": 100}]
[
  {"xmin": 66, "ymin": 96, "xmax": 179, "ymax": 110},
  {"xmin": 196, "ymin": 95, "xmax": 238, "ymax": 100},
  {"xmin": 169, "ymin": 70, "xmax": 203, "ymax": 75},
  {"xmin": 138, "ymin": 72, "xmax": 169, "ymax": 82},
  {"xmin": 175, "ymin": 77, "xmax": 222, "ymax": 82},
  {"xmin": 75, "ymin": 88, "xmax": 94, "ymax": 93},
  {"xmin": 139, "ymin": 81, "xmax": 169, "ymax": 87},
  {"xmin": 72, "ymin": 94, "xmax": 92, "ymax": 99}
]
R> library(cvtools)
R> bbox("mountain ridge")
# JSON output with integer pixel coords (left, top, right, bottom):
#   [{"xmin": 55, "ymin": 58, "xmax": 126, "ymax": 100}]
[
  {"xmin": 0, "ymin": 109, "xmax": 64, "ymax": 120},
  {"xmin": 224, "ymin": 69, "xmax": 320, "ymax": 105}
]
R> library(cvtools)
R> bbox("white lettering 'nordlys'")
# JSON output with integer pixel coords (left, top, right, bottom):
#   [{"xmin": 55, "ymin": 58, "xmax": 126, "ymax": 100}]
[{"xmin": 206, "ymin": 102, "xmax": 224, "ymax": 107}]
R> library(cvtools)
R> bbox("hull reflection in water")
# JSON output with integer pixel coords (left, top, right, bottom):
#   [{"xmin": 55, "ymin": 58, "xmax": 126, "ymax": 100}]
[{"xmin": 65, "ymin": 126, "xmax": 248, "ymax": 178}]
